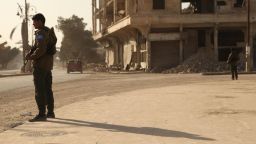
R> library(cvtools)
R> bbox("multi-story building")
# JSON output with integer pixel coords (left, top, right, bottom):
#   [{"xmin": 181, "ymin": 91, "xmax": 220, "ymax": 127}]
[{"xmin": 92, "ymin": 0, "xmax": 256, "ymax": 71}]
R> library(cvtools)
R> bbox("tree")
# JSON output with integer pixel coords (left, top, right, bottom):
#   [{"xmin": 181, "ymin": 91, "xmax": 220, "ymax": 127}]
[
  {"xmin": 10, "ymin": 1, "xmax": 32, "ymax": 59},
  {"xmin": 57, "ymin": 15, "xmax": 102, "ymax": 63},
  {"xmin": 0, "ymin": 45, "xmax": 20, "ymax": 69}
]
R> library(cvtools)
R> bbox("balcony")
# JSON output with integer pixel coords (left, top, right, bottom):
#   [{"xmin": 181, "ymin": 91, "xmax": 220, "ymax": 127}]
[
  {"xmin": 131, "ymin": 13, "xmax": 247, "ymax": 27},
  {"xmin": 93, "ymin": 16, "xmax": 131, "ymax": 40}
]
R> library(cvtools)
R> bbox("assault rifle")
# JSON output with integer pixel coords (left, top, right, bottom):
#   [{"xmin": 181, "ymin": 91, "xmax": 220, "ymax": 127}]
[{"xmin": 21, "ymin": 46, "xmax": 36, "ymax": 73}]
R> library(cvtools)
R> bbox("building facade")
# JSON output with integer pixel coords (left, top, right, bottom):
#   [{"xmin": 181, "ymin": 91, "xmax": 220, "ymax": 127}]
[{"xmin": 92, "ymin": 0, "xmax": 256, "ymax": 71}]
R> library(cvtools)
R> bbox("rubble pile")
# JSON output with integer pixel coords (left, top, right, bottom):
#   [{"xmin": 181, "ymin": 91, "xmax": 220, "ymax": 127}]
[
  {"xmin": 163, "ymin": 48, "xmax": 245, "ymax": 74},
  {"xmin": 86, "ymin": 63, "xmax": 108, "ymax": 72},
  {"xmin": 237, "ymin": 53, "xmax": 246, "ymax": 71}
]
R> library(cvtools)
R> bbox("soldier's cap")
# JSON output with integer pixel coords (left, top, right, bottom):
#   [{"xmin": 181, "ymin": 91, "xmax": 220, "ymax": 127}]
[{"xmin": 32, "ymin": 13, "xmax": 45, "ymax": 24}]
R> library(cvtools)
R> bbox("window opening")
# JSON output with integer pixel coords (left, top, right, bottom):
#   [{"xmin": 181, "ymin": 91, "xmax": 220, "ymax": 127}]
[
  {"xmin": 234, "ymin": 0, "xmax": 245, "ymax": 8},
  {"xmin": 153, "ymin": 0, "xmax": 165, "ymax": 10},
  {"xmin": 217, "ymin": 0, "xmax": 227, "ymax": 6},
  {"xmin": 181, "ymin": 0, "xmax": 214, "ymax": 14}
]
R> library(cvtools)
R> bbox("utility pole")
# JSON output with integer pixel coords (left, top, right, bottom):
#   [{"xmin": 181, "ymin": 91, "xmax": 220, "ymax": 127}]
[
  {"xmin": 92, "ymin": 0, "xmax": 96, "ymax": 35},
  {"xmin": 246, "ymin": 0, "xmax": 251, "ymax": 72}
]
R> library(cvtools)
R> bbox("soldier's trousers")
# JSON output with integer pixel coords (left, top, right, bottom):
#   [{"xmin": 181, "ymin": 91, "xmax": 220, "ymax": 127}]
[
  {"xmin": 231, "ymin": 65, "xmax": 238, "ymax": 80},
  {"xmin": 33, "ymin": 67, "xmax": 54, "ymax": 115}
]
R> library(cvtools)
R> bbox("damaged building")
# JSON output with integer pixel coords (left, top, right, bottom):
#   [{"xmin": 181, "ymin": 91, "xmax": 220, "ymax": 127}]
[{"xmin": 92, "ymin": 0, "xmax": 256, "ymax": 71}]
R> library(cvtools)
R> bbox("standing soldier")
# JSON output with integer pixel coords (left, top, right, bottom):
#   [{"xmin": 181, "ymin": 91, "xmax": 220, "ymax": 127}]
[
  {"xmin": 227, "ymin": 48, "xmax": 239, "ymax": 80},
  {"xmin": 26, "ymin": 13, "xmax": 55, "ymax": 122}
]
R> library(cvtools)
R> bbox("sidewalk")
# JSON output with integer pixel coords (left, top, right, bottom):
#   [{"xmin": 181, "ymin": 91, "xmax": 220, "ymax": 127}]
[{"xmin": 0, "ymin": 78, "xmax": 256, "ymax": 144}]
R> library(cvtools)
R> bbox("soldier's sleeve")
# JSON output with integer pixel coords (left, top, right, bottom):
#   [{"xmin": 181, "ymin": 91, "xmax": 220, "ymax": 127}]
[{"xmin": 29, "ymin": 30, "xmax": 48, "ymax": 60}]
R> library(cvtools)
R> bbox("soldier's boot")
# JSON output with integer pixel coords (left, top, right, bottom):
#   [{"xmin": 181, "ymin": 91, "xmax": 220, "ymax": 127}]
[
  {"xmin": 29, "ymin": 105, "xmax": 47, "ymax": 122},
  {"xmin": 47, "ymin": 112, "xmax": 55, "ymax": 118},
  {"xmin": 29, "ymin": 114, "xmax": 47, "ymax": 122}
]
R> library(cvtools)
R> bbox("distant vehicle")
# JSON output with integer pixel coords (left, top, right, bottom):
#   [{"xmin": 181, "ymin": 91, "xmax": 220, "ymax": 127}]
[{"xmin": 67, "ymin": 59, "xmax": 83, "ymax": 74}]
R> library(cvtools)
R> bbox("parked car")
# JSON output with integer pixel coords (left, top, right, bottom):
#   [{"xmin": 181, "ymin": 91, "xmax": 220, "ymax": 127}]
[{"xmin": 67, "ymin": 59, "xmax": 83, "ymax": 73}]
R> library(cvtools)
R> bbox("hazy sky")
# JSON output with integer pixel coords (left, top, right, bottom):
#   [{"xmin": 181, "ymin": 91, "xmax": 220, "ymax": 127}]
[{"xmin": 0, "ymin": 0, "xmax": 92, "ymax": 47}]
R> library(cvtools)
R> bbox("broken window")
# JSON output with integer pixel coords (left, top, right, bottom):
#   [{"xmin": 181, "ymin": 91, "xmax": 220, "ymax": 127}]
[
  {"xmin": 116, "ymin": 0, "xmax": 126, "ymax": 21},
  {"xmin": 181, "ymin": 0, "xmax": 214, "ymax": 14},
  {"xmin": 153, "ymin": 0, "xmax": 165, "ymax": 10},
  {"xmin": 234, "ymin": 0, "xmax": 245, "ymax": 8},
  {"xmin": 106, "ymin": 2, "xmax": 114, "ymax": 27},
  {"xmin": 181, "ymin": 1, "xmax": 196, "ymax": 13}
]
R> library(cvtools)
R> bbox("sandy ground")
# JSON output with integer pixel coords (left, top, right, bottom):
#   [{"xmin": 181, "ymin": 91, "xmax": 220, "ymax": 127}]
[
  {"xmin": 0, "ymin": 73, "xmax": 256, "ymax": 143},
  {"xmin": 0, "ymin": 73, "xmax": 208, "ymax": 132}
]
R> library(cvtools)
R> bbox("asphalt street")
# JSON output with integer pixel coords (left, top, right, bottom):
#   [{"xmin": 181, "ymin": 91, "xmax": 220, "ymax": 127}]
[{"xmin": 0, "ymin": 69, "xmax": 92, "ymax": 92}]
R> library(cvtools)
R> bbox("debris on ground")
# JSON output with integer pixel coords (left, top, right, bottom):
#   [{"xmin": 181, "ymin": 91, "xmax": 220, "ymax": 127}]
[
  {"xmin": 86, "ymin": 63, "xmax": 124, "ymax": 72},
  {"xmin": 162, "ymin": 48, "xmax": 245, "ymax": 74},
  {"xmin": 86, "ymin": 63, "xmax": 109, "ymax": 72}
]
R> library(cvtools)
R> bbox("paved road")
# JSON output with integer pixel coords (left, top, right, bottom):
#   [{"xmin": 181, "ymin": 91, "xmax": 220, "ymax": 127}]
[
  {"xmin": 0, "ymin": 74, "xmax": 256, "ymax": 144},
  {"xmin": 0, "ymin": 69, "xmax": 93, "ymax": 92}
]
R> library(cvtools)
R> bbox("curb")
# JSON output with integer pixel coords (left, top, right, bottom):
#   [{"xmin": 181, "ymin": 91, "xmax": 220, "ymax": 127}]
[
  {"xmin": 0, "ymin": 73, "xmax": 32, "ymax": 78},
  {"xmin": 108, "ymin": 71, "xmax": 145, "ymax": 74},
  {"xmin": 201, "ymin": 71, "xmax": 256, "ymax": 75}
]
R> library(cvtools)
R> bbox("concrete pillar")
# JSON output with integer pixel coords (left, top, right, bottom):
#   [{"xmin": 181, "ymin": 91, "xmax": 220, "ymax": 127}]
[
  {"xmin": 146, "ymin": 39, "xmax": 151, "ymax": 70},
  {"xmin": 243, "ymin": 28, "xmax": 251, "ymax": 71},
  {"xmin": 113, "ymin": 39, "xmax": 119, "ymax": 65},
  {"xmin": 113, "ymin": 0, "xmax": 117, "ymax": 22},
  {"xmin": 115, "ymin": 38, "xmax": 124, "ymax": 66},
  {"xmin": 135, "ymin": 26, "xmax": 150, "ymax": 71},
  {"xmin": 103, "ymin": 0, "xmax": 107, "ymax": 30},
  {"xmin": 246, "ymin": 27, "xmax": 253, "ymax": 72},
  {"xmin": 136, "ymin": 32, "xmax": 141, "ymax": 69},
  {"xmin": 125, "ymin": 0, "xmax": 129, "ymax": 15},
  {"xmin": 99, "ymin": 19, "xmax": 102, "ymax": 32},
  {"xmin": 214, "ymin": 25, "xmax": 219, "ymax": 61},
  {"xmin": 179, "ymin": 25, "xmax": 184, "ymax": 63},
  {"xmin": 206, "ymin": 30, "xmax": 212, "ymax": 48},
  {"xmin": 120, "ymin": 42, "xmax": 124, "ymax": 67},
  {"xmin": 214, "ymin": 0, "xmax": 217, "ymax": 14},
  {"xmin": 246, "ymin": 0, "xmax": 253, "ymax": 71}
]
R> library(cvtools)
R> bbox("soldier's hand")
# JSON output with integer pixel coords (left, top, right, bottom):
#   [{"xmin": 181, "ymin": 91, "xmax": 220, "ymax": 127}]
[{"xmin": 25, "ymin": 54, "xmax": 31, "ymax": 60}]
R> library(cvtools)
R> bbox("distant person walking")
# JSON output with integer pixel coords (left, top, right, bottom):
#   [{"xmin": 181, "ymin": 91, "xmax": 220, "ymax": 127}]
[
  {"xmin": 25, "ymin": 13, "xmax": 56, "ymax": 122},
  {"xmin": 227, "ymin": 48, "xmax": 239, "ymax": 80}
]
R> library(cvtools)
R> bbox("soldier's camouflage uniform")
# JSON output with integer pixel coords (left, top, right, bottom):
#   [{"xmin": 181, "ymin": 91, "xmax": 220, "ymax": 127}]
[{"xmin": 28, "ymin": 26, "xmax": 54, "ymax": 116}]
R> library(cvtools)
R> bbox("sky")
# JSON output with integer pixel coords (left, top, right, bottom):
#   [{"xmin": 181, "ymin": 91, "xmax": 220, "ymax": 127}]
[{"xmin": 0, "ymin": 0, "xmax": 92, "ymax": 48}]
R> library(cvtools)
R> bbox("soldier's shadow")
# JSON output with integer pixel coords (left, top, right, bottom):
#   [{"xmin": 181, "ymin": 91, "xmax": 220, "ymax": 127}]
[{"xmin": 48, "ymin": 118, "xmax": 215, "ymax": 141}]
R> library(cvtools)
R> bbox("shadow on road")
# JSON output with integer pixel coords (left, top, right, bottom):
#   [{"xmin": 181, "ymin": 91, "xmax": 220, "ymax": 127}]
[{"xmin": 48, "ymin": 118, "xmax": 215, "ymax": 141}]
